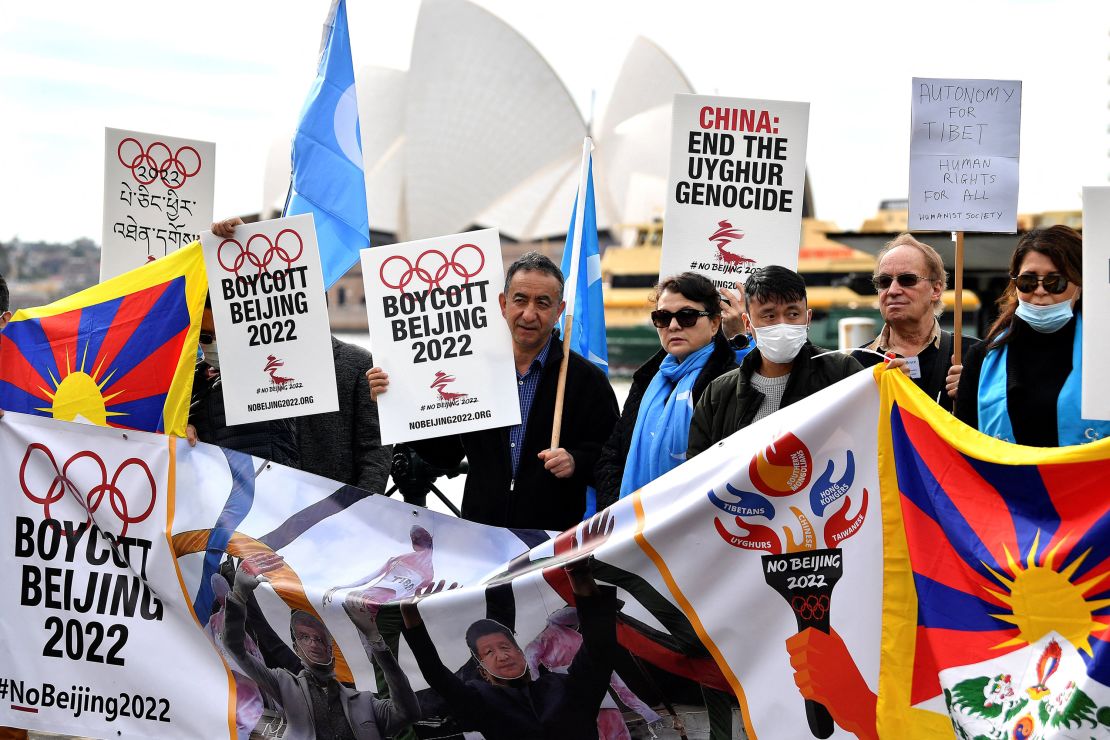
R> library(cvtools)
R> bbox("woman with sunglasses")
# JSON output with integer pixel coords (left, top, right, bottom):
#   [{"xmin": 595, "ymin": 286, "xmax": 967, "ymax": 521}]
[
  {"xmin": 595, "ymin": 272, "xmax": 743, "ymax": 509},
  {"xmin": 955, "ymin": 225, "xmax": 1110, "ymax": 446}
]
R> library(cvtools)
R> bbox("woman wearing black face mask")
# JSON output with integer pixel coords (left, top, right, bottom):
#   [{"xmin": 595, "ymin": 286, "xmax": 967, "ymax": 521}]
[{"xmin": 955, "ymin": 225, "xmax": 1110, "ymax": 446}]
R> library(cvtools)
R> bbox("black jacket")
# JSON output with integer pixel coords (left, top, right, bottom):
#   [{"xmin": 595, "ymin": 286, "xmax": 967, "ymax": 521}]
[
  {"xmin": 687, "ymin": 342, "xmax": 862, "ymax": 458},
  {"xmin": 412, "ymin": 335, "xmax": 618, "ymax": 532},
  {"xmin": 595, "ymin": 333, "xmax": 738, "ymax": 510},
  {"xmin": 189, "ymin": 365, "xmax": 299, "ymax": 467}
]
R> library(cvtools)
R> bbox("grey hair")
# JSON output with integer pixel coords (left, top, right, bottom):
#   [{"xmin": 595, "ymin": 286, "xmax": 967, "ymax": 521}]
[{"xmin": 503, "ymin": 251, "xmax": 564, "ymax": 298}]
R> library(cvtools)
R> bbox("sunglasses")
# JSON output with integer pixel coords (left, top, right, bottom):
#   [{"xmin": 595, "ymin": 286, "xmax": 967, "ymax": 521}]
[
  {"xmin": 1012, "ymin": 273, "xmax": 1069, "ymax": 295},
  {"xmin": 199, "ymin": 332, "xmax": 216, "ymax": 345},
  {"xmin": 872, "ymin": 273, "xmax": 933, "ymax": 291},
  {"xmin": 650, "ymin": 308, "xmax": 712, "ymax": 329}
]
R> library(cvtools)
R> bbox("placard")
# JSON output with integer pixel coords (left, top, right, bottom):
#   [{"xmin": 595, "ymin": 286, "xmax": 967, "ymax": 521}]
[
  {"xmin": 660, "ymin": 94, "xmax": 809, "ymax": 289},
  {"xmin": 101, "ymin": 128, "xmax": 215, "ymax": 281},
  {"xmin": 200, "ymin": 213, "xmax": 338, "ymax": 425},
  {"xmin": 360, "ymin": 228, "xmax": 521, "ymax": 444},
  {"xmin": 908, "ymin": 78, "xmax": 1021, "ymax": 232},
  {"xmin": 1082, "ymin": 186, "xmax": 1110, "ymax": 421}
]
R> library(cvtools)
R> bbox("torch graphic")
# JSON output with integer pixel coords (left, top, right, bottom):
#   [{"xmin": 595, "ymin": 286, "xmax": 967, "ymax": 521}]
[{"xmin": 710, "ymin": 433, "xmax": 868, "ymax": 739}]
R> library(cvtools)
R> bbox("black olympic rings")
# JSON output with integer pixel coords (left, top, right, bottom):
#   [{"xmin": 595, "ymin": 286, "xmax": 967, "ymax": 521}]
[
  {"xmin": 19, "ymin": 443, "xmax": 158, "ymax": 538},
  {"xmin": 217, "ymin": 229, "xmax": 304, "ymax": 277},
  {"xmin": 379, "ymin": 243, "xmax": 485, "ymax": 292},
  {"xmin": 117, "ymin": 138, "xmax": 202, "ymax": 189}
]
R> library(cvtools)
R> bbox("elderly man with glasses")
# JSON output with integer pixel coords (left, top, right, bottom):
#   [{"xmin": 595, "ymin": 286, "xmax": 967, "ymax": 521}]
[{"xmin": 850, "ymin": 233, "xmax": 974, "ymax": 403}]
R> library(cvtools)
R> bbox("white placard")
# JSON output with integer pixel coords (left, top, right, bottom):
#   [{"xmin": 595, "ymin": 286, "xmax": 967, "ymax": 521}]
[
  {"xmin": 200, "ymin": 213, "xmax": 338, "ymax": 426},
  {"xmin": 360, "ymin": 228, "xmax": 521, "ymax": 444},
  {"xmin": 1082, "ymin": 186, "xmax": 1110, "ymax": 421},
  {"xmin": 908, "ymin": 78, "xmax": 1021, "ymax": 233},
  {"xmin": 101, "ymin": 127, "xmax": 215, "ymax": 281},
  {"xmin": 660, "ymin": 94, "xmax": 809, "ymax": 289}
]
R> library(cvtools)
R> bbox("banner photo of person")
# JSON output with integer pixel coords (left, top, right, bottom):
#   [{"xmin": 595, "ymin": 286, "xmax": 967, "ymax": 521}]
[
  {"xmin": 200, "ymin": 213, "xmax": 339, "ymax": 426},
  {"xmin": 101, "ymin": 127, "xmax": 215, "ymax": 281},
  {"xmin": 360, "ymin": 228, "xmax": 521, "ymax": 445},
  {"xmin": 2, "ymin": 369, "xmax": 1110, "ymax": 739},
  {"xmin": 660, "ymin": 93, "xmax": 810, "ymax": 289}
]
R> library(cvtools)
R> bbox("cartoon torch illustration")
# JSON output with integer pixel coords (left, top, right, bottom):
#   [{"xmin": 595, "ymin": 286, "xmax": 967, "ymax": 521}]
[{"xmin": 711, "ymin": 433, "xmax": 868, "ymax": 739}]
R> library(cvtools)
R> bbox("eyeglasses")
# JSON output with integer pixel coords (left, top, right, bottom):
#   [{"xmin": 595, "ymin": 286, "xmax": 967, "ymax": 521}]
[
  {"xmin": 295, "ymin": 633, "xmax": 328, "ymax": 647},
  {"xmin": 872, "ymin": 273, "xmax": 933, "ymax": 291},
  {"xmin": 1012, "ymin": 273, "xmax": 1069, "ymax": 295},
  {"xmin": 199, "ymin": 332, "xmax": 215, "ymax": 345},
  {"xmin": 650, "ymin": 308, "xmax": 712, "ymax": 328}
]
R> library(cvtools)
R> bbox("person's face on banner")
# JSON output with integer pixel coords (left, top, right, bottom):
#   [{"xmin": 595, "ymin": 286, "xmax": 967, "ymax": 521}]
[
  {"xmin": 475, "ymin": 632, "xmax": 528, "ymax": 683},
  {"xmin": 875, "ymin": 246, "xmax": 942, "ymax": 326},
  {"xmin": 499, "ymin": 269, "xmax": 565, "ymax": 355},
  {"xmin": 293, "ymin": 621, "xmax": 333, "ymax": 666}
]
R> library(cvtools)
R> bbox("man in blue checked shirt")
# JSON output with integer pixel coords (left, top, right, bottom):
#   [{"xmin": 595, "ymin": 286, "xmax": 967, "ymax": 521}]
[{"xmin": 368, "ymin": 253, "xmax": 618, "ymax": 532}]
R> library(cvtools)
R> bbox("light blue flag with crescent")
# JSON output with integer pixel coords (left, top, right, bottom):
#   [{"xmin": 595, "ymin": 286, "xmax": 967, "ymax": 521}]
[
  {"xmin": 285, "ymin": 0, "xmax": 369, "ymax": 288},
  {"xmin": 558, "ymin": 156, "xmax": 607, "ymax": 517}
]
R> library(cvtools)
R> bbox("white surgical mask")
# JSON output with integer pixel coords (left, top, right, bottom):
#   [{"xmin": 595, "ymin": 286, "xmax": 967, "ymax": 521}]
[
  {"xmin": 203, "ymin": 342, "xmax": 220, "ymax": 370},
  {"xmin": 1015, "ymin": 298, "xmax": 1074, "ymax": 334},
  {"xmin": 754, "ymin": 323, "xmax": 808, "ymax": 364}
]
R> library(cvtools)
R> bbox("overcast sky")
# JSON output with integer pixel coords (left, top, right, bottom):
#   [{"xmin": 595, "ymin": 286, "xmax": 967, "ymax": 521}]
[{"xmin": 1, "ymin": 0, "xmax": 1107, "ymax": 244}]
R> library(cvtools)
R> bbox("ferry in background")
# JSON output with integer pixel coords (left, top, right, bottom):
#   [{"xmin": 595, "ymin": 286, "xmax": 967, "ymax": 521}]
[{"xmin": 602, "ymin": 217, "xmax": 980, "ymax": 375}]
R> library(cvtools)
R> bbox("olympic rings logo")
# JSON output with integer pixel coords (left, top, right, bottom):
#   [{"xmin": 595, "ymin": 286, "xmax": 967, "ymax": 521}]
[
  {"xmin": 789, "ymin": 594, "xmax": 830, "ymax": 622},
  {"xmin": 19, "ymin": 443, "xmax": 157, "ymax": 538},
  {"xmin": 117, "ymin": 138, "xmax": 202, "ymax": 189},
  {"xmin": 217, "ymin": 229, "xmax": 304, "ymax": 277},
  {"xmin": 379, "ymin": 244, "xmax": 485, "ymax": 292}
]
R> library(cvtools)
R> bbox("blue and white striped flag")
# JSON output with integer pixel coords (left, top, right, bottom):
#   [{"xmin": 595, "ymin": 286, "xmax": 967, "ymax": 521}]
[{"xmin": 285, "ymin": 0, "xmax": 369, "ymax": 288}]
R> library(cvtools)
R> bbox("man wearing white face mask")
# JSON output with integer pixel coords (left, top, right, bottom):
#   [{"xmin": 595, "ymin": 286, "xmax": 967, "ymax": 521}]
[{"xmin": 687, "ymin": 266, "xmax": 862, "ymax": 458}]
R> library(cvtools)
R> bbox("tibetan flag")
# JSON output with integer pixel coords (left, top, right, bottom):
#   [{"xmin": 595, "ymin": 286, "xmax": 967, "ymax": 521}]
[
  {"xmin": 285, "ymin": 0, "xmax": 369, "ymax": 288},
  {"xmin": 876, "ymin": 369, "xmax": 1110, "ymax": 739},
  {"xmin": 0, "ymin": 243, "xmax": 206, "ymax": 436}
]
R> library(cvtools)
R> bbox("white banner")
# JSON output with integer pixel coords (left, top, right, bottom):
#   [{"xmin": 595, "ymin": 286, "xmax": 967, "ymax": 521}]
[
  {"xmin": 908, "ymin": 78, "xmax": 1021, "ymax": 233},
  {"xmin": 661, "ymin": 93, "xmax": 809, "ymax": 289},
  {"xmin": 101, "ymin": 128, "xmax": 215, "ymax": 281},
  {"xmin": 360, "ymin": 228, "xmax": 521, "ymax": 444},
  {"xmin": 0, "ymin": 414, "xmax": 231, "ymax": 739},
  {"xmin": 200, "ymin": 213, "xmax": 338, "ymax": 426},
  {"xmin": 1082, "ymin": 186, "xmax": 1110, "ymax": 421}
]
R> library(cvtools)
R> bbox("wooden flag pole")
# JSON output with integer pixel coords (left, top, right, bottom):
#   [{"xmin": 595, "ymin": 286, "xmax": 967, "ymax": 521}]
[
  {"xmin": 951, "ymin": 230, "xmax": 965, "ymax": 411},
  {"xmin": 551, "ymin": 137, "xmax": 593, "ymax": 449}
]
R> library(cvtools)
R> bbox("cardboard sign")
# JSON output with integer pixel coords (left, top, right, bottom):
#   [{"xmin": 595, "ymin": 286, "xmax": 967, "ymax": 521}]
[
  {"xmin": 908, "ymin": 78, "xmax": 1021, "ymax": 233},
  {"xmin": 360, "ymin": 229, "xmax": 521, "ymax": 444},
  {"xmin": 1082, "ymin": 186, "xmax": 1110, "ymax": 421},
  {"xmin": 101, "ymin": 128, "xmax": 215, "ymax": 281},
  {"xmin": 660, "ymin": 94, "xmax": 809, "ymax": 289},
  {"xmin": 200, "ymin": 214, "xmax": 338, "ymax": 425}
]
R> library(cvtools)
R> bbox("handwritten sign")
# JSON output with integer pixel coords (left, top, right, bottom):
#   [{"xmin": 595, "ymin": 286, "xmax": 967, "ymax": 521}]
[
  {"xmin": 1082, "ymin": 187, "xmax": 1110, "ymax": 421},
  {"xmin": 660, "ymin": 94, "xmax": 809, "ymax": 288},
  {"xmin": 360, "ymin": 229, "xmax": 520, "ymax": 444},
  {"xmin": 200, "ymin": 214, "xmax": 338, "ymax": 426},
  {"xmin": 101, "ymin": 128, "xmax": 215, "ymax": 281},
  {"xmin": 908, "ymin": 78, "xmax": 1021, "ymax": 233}
]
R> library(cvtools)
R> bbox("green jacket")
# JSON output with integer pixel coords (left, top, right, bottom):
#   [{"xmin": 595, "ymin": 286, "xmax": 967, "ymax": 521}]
[{"xmin": 687, "ymin": 342, "xmax": 862, "ymax": 458}]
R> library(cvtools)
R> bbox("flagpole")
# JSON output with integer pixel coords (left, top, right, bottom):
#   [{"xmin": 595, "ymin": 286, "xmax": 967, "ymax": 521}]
[
  {"xmin": 951, "ymin": 230, "xmax": 964, "ymax": 412},
  {"xmin": 551, "ymin": 136, "xmax": 593, "ymax": 449}
]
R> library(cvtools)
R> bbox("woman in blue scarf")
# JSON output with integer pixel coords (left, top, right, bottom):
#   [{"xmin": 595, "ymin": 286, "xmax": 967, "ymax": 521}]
[
  {"xmin": 595, "ymin": 273, "xmax": 744, "ymax": 508},
  {"xmin": 955, "ymin": 225, "xmax": 1110, "ymax": 446}
]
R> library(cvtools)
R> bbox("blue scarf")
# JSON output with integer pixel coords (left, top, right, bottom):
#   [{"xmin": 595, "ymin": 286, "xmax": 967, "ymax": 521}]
[{"xmin": 620, "ymin": 342, "xmax": 714, "ymax": 498}]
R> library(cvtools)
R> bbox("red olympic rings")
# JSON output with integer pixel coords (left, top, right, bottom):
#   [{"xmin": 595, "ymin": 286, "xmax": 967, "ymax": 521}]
[
  {"xmin": 217, "ymin": 229, "xmax": 304, "ymax": 277},
  {"xmin": 379, "ymin": 243, "xmax": 485, "ymax": 292},
  {"xmin": 117, "ymin": 138, "xmax": 203, "ymax": 189},
  {"xmin": 19, "ymin": 443, "xmax": 157, "ymax": 538},
  {"xmin": 789, "ymin": 594, "xmax": 830, "ymax": 622}
]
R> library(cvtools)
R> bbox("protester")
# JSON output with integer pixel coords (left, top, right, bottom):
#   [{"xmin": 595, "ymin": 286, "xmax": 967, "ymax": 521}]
[
  {"xmin": 368, "ymin": 252, "xmax": 618, "ymax": 531},
  {"xmin": 0, "ymin": 272, "xmax": 10, "ymax": 330},
  {"xmin": 955, "ymin": 225, "xmax": 1109, "ymax": 446},
  {"xmin": 399, "ymin": 556, "xmax": 617, "ymax": 740},
  {"xmin": 187, "ymin": 298, "xmax": 300, "ymax": 466},
  {"xmin": 595, "ymin": 272, "xmax": 739, "ymax": 508},
  {"xmin": 851, "ymin": 234, "xmax": 972, "ymax": 402},
  {"xmin": 223, "ymin": 553, "xmax": 419, "ymax": 740},
  {"xmin": 687, "ymin": 266, "xmax": 862, "ymax": 457},
  {"xmin": 211, "ymin": 216, "xmax": 392, "ymax": 491}
]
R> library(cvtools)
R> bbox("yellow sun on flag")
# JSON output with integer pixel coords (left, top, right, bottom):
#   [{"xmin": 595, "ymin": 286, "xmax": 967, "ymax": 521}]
[
  {"xmin": 35, "ymin": 345, "xmax": 126, "ymax": 426},
  {"xmin": 983, "ymin": 531, "xmax": 1110, "ymax": 655}
]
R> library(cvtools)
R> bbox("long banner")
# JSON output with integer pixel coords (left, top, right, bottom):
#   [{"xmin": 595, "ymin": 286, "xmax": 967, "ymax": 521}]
[{"xmin": 2, "ymin": 369, "xmax": 1109, "ymax": 739}]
